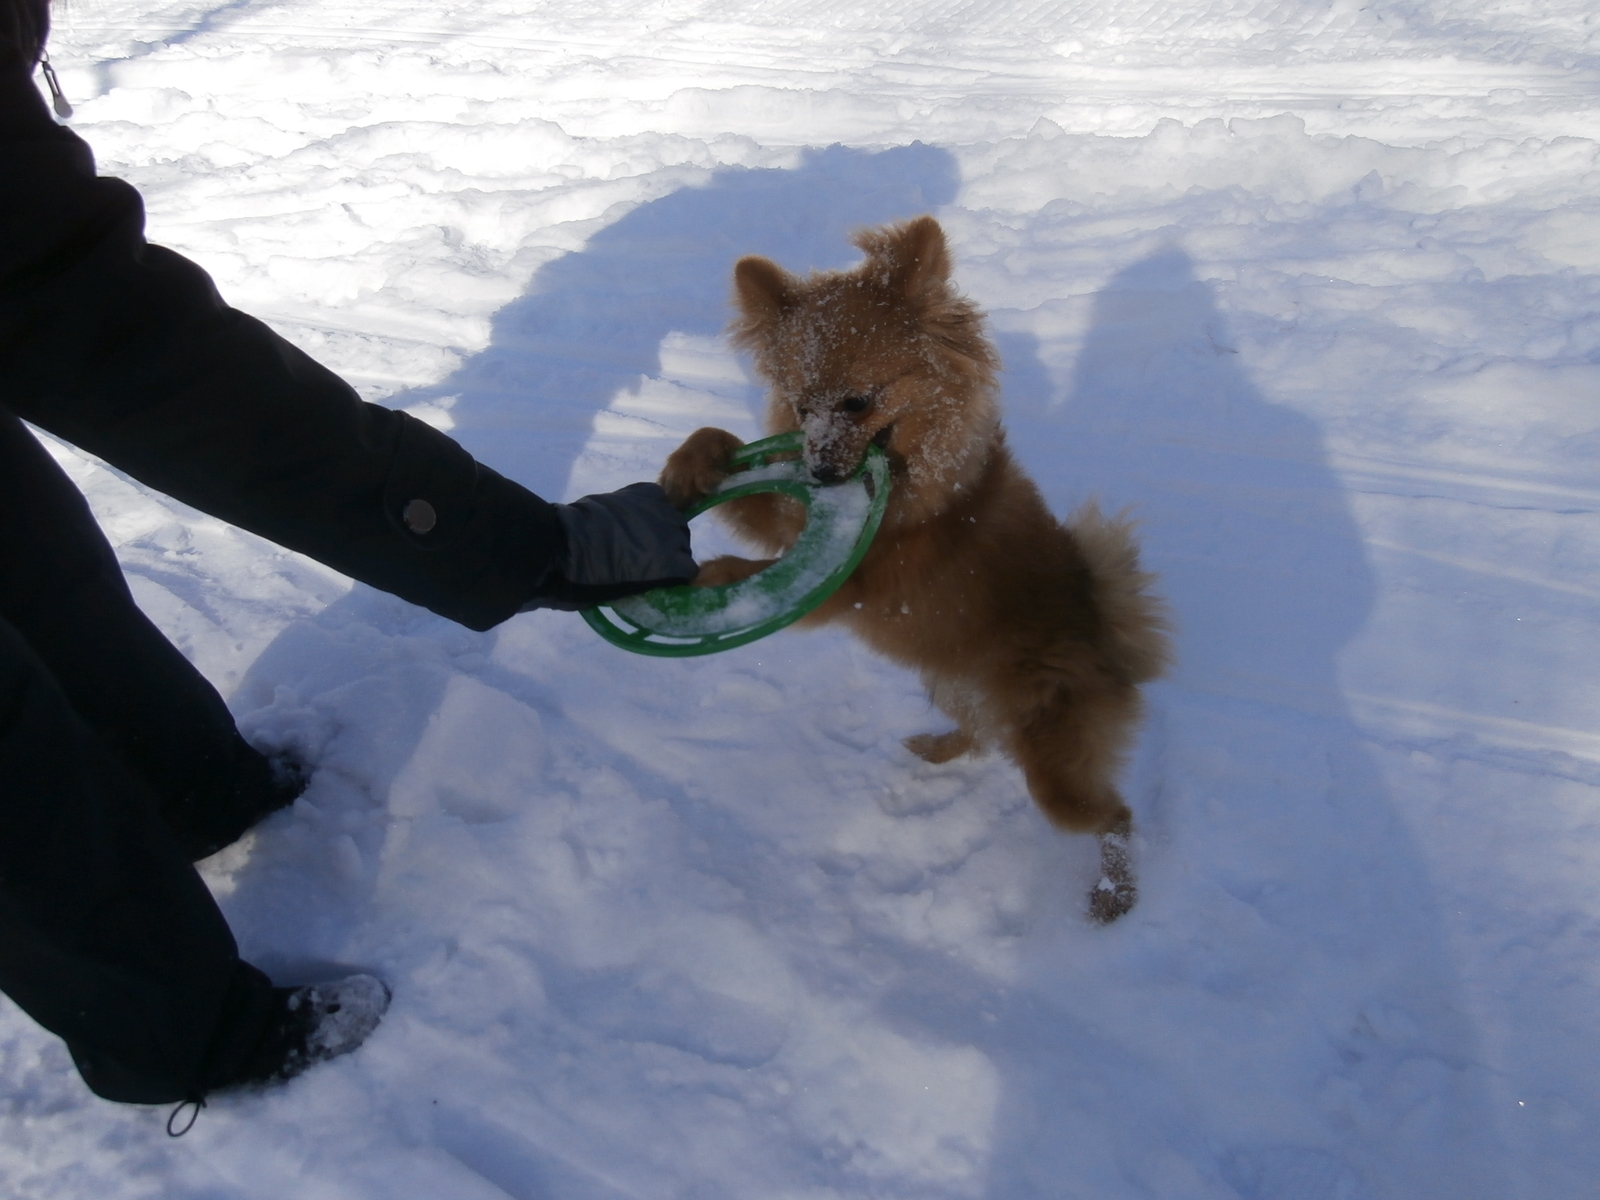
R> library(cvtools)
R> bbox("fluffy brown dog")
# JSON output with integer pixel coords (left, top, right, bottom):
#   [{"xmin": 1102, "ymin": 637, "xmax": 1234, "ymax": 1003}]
[{"xmin": 661, "ymin": 216, "xmax": 1171, "ymax": 922}]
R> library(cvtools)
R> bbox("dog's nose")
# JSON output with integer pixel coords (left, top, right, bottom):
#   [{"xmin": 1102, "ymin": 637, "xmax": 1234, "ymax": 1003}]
[{"xmin": 811, "ymin": 463, "xmax": 844, "ymax": 484}]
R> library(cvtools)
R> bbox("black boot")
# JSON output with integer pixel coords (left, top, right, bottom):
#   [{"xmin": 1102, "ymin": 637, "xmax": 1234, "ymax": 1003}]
[{"xmin": 229, "ymin": 975, "xmax": 392, "ymax": 1087}]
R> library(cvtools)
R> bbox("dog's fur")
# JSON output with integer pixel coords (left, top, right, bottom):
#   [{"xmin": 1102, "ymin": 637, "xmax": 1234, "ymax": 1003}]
[{"xmin": 660, "ymin": 216, "xmax": 1171, "ymax": 921}]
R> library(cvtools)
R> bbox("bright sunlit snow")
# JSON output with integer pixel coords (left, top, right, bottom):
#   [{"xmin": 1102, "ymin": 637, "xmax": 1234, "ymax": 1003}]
[{"xmin": 8, "ymin": 1, "xmax": 1600, "ymax": 1197}]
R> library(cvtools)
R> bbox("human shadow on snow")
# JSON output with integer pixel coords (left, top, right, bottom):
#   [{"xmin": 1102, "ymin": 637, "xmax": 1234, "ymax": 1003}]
[
  {"xmin": 222, "ymin": 143, "xmax": 962, "ymax": 962},
  {"xmin": 390, "ymin": 141, "xmax": 962, "ymax": 500},
  {"xmin": 872, "ymin": 249, "xmax": 1511, "ymax": 1200},
  {"xmin": 226, "ymin": 184, "xmax": 1512, "ymax": 1198}
]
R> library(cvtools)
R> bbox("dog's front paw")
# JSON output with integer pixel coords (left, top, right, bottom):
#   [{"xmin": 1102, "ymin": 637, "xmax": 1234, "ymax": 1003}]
[
  {"xmin": 660, "ymin": 427, "xmax": 745, "ymax": 509},
  {"xmin": 692, "ymin": 555, "xmax": 775, "ymax": 587}
]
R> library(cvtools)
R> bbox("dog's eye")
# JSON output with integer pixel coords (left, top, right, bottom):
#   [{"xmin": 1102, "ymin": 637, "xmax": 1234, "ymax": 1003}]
[{"xmin": 838, "ymin": 395, "xmax": 872, "ymax": 415}]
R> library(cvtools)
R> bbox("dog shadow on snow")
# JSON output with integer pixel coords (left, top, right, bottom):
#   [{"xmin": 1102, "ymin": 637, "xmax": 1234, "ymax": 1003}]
[{"xmin": 868, "ymin": 250, "xmax": 1513, "ymax": 1200}]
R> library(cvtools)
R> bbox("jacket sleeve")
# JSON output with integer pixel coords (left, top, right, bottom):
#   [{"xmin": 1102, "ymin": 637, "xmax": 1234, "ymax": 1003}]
[{"xmin": 0, "ymin": 78, "xmax": 565, "ymax": 631}]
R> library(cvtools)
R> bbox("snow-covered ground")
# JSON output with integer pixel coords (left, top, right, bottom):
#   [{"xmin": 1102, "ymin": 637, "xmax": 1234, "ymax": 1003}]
[{"xmin": 8, "ymin": 1, "xmax": 1600, "ymax": 1195}]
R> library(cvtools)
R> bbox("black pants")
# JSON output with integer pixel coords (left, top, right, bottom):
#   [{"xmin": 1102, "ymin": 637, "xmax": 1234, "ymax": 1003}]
[{"xmin": 0, "ymin": 410, "xmax": 279, "ymax": 1103}]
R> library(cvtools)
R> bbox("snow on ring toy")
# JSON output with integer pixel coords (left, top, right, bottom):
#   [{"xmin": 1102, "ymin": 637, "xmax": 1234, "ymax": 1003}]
[{"xmin": 581, "ymin": 431, "xmax": 890, "ymax": 656}]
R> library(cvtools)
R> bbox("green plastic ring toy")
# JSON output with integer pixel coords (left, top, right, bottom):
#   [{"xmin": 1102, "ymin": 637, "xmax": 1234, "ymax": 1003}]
[{"xmin": 580, "ymin": 431, "xmax": 890, "ymax": 657}]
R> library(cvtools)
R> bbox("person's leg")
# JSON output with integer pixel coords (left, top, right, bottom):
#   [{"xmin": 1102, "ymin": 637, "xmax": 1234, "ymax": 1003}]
[
  {"xmin": 0, "ymin": 412, "xmax": 293, "ymax": 860},
  {"xmin": 0, "ymin": 614, "xmax": 277, "ymax": 1102}
]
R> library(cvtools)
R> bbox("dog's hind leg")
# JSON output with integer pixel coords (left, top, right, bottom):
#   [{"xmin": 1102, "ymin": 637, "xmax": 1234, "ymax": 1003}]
[
  {"xmin": 1008, "ymin": 686, "xmax": 1143, "ymax": 921},
  {"xmin": 909, "ymin": 676, "xmax": 986, "ymax": 764},
  {"xmin": 904, "ymin": 729, "xmax": 976, "ymax": 763},
  {"xmin": 1010, "ymin": 690, "xmax": 1137, "ymax": 832},
  {"xmin": 1089, "ymin": 816, "xmax": 1136, "ymax": 925}
]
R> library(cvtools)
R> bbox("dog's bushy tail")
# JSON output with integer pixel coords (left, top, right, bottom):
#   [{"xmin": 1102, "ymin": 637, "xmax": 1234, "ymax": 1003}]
[{"xmin": 1067, "ymin": 502, "xmax": 1173, "ymax": 685}]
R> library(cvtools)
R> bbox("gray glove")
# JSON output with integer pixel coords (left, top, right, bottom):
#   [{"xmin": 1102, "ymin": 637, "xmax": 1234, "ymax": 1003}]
[{"xmin": 525, "ymin": 482, "xmax": 696, "ymax": 611}]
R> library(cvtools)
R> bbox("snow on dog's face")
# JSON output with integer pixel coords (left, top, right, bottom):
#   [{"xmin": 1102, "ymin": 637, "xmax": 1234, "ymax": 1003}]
[{"xmin": 729, "ymin": 217, "xmax": 1002, "ymax": 524}]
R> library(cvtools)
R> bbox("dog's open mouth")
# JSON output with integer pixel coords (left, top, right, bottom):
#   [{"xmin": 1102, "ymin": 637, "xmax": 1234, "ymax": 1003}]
[{"xmin": 871, "ymin": 423, "xmax": 895, "ymax": 451}]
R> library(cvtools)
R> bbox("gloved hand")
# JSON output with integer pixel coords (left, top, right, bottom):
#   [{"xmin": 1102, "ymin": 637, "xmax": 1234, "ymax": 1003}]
[{"xmin": 524, "ymin": 482, "xmax": 697, "ymax": 611}]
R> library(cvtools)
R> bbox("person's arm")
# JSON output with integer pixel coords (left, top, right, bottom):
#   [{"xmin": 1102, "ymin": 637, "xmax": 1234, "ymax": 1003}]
[{"xmin": 0, "ymin": 73, "xmax": 690, "ymax": 629}]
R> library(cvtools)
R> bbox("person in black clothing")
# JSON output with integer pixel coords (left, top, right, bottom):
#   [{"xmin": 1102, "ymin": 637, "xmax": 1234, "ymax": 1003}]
[{"xmin": 0, "ymin": 0, "xmax": 697, "ymax": 1113}]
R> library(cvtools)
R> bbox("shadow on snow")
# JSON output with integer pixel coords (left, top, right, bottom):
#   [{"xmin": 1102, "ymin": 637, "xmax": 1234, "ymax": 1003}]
[{"xmin": 228, "ymin": 177, "xmax": 1510, "ymax": 1196}]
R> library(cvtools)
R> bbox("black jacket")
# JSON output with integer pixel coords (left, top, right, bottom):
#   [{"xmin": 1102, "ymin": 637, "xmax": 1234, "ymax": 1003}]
[{"xmin": 0, "ymin": 69, "xmax": 567, "ymax": 631}]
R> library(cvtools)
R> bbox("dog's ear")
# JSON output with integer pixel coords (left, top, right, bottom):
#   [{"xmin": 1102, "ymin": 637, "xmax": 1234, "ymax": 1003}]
[
  {"xmin": 732, "ymin": 256, "xmax": 792, "ymax": 328},
  {"xmin": 856, "ymin": 217, "xmax": 998, "ymax": 371},
  {"xmin": 854, "ymin": 216, "xmax": 951, "ymax": 308}
]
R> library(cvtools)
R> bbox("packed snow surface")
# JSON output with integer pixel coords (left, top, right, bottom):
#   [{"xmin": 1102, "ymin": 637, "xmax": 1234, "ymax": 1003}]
[{"xmin": 8, "ymin": 1, "xmax": 1600, "ymax": 1197}]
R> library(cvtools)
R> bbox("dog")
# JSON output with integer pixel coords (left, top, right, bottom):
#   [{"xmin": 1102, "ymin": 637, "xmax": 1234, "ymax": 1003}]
[{"xmin": 660, "ymin": 216, "xmax": 1171, "ymax": 922}]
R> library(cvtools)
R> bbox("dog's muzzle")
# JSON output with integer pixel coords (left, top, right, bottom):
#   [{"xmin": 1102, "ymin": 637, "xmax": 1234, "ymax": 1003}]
[{"xmin": 808, "ymin": 423, "xmax": 894, "ymax": 484}]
